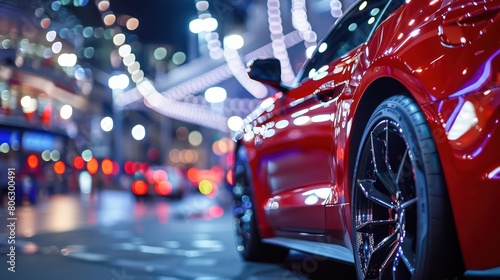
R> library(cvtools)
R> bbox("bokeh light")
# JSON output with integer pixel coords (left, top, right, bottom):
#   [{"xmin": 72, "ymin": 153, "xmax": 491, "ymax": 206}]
[
  {"xmin": 153, "ymin": 47, "xmax": 167, "ymax": 60},
  {"xmin": 87, "ymin": 158, "xmax": 98, "ymax": 174},
  {"xmin": 41, "ymin": 150, "xmax": 51, "ymax": 162},
  {"xmin": 82, "ymin": 149, "xmax": 93, "ymax": 162},
  {"xmin": 103, "ymin": 13, "xmax": 116, "ymax": 26},
  {"xmin": 50, "ymin": 150, "xmax": 60, "ymax": 161},
  {"xmin": 74, "ymin": 156, "xmax": 85, "ymax": 169},
  {"xmin": 172, "ymin": 52, "xmax": 186, "ymax": 65},
  {"xmin": 54, "ymin": 161, "xmax": 66, "ymax": 175},
  {"xmin": 27, "ymin": 154, "xmax": 38, "ymax": 169},
  {"xmin": 60, "ymin": 104, "xmax": 73, "ymax": 119},
  {"xmin": 118, "ymin": 44, "xmax": 131, "ymax": 57},
  {"xmin": 52, "ymin": 42, "xmax": 62, "ymax": 53},
  {"xmin": 155, "ymin": 181, "xmax": 172, "ymax": 196},
  {"xmin": 132, "ymin": 180, "xmax": 148, "ymax": 195},
  {"xmin": 223, "ymin": 34, "xmax": 244, "ymax": 50},
  {"xmin": 198, "ymin": 179, "xmax": 213, "ymax": 195},
  {"xmin": 209, "ymin": 205, "xmax": 224, "ymax": 218},
  {"xmin": 108, "ymin": 74, "xmax": 129, "ymax": 90},
  {"xmin": 131, "ymin": 124, "xmax": 146, "ymax": 140},
  {"xmin": 176, "ymin": 127, "xmax": 189, "ymax": 141},
  {"xmin": 126, "ymin": 17, "xmax": 139, "ymax": 31},
  {"xmin": 188, "ymin": 130, "xmax": 202, "ymax": 146},
  {"xmin": 196, "ymin": 1, "xmax": 209, "ymax": 11},
  {"xmin": 101, "ymin": 158, "xmax": 113, "ymax": 175},
  {"xmin": 227, "ymin": 116, "xmax": 243, "ymax": 131},
  {"xmin": 113, "ymin": 33, "xmax": 126, "ymax": 46},
  {"xmin": 98, "ymin": 0, "xmax": 110, "ymax": 11},
  {"xmin": 100, "ymin": 116, "xmax": 114, "ymax": 131},
  {"xmin": 79, "ymin": 171, "xmax": 92, "ymax": 194},
  {"xmin": 204, "ymin": 87, "xmax": 227, "ymax": 103}
]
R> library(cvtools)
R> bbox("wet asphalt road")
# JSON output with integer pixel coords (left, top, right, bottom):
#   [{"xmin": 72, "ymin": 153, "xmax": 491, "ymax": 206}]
[{"xmin": 0, "ymin": 189, "xmax": 355, "ymax": 280}]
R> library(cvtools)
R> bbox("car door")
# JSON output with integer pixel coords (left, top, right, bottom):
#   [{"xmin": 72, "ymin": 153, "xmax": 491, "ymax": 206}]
[{"xmin": 262, "ymin": 0, "xmax": 402, "ymax": 235}]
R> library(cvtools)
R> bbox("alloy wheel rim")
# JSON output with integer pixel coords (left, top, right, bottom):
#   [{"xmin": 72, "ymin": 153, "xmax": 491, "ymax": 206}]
[{"xmin": 354, "ymin": 119, "xmax": 418, "ymax": 279}]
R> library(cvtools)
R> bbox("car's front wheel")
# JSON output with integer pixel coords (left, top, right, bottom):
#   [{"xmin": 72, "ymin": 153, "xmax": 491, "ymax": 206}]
[
  {"xmin": 233, "ymin": 147, "xmax": 289, "ymax": 262},
  {"xmin": 351, "ymin": 95, "xmax": 462, "ymax": 279}
]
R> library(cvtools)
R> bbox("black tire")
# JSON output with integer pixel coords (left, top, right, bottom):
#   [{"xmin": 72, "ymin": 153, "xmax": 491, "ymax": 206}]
[
  {"xmin": 351, "ymin": 95, "xmax": 462, "ymax": 279},
  {"xmin": 233, "ymin": 147, "xmax": 289, "ymax": 262}
]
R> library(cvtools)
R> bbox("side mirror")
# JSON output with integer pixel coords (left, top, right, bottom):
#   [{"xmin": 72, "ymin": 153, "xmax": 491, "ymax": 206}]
[{"xmin": 247, "ymin": 58, "xmax": 287, "ymax": 91}]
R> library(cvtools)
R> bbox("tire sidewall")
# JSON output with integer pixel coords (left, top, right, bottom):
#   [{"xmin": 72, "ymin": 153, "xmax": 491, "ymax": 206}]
[{"xmin": 351, "ymin": 96, "xmax": 431, "ymax": 279}]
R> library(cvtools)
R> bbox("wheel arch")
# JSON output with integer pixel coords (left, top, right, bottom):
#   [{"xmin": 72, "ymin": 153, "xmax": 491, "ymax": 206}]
[{"xmin": 348, "ymin": 77, "xmax": 410, "ymax": 199}]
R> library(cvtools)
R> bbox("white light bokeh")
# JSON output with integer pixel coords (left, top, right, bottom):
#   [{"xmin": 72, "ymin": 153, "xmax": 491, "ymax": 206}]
[
  {"xmin": 113, "ymin": 33, "xmax": 126, "ymax": 46},
  {"xmin": 223, "ymin": 34, "xmax": 244, "ymax": 50},
  {"xmin": 131, "ymin": 124, "xmax": 146, "ymax": 140},
  {"xmin": 188, "ymin": 130, "xmax": 203, "ymax": 146},
  {"xmin": 52, "ymin": 41, "xmax": 62, "ymax": 53},
  {"xmin": 60, "ymin": 104, "xmax": 73, "ymax": 120},
  {"xmin": 57, "ymin": 53, "xmax": 77, "ymax": 67},
  {"xmin": 118, "ymin": 44, "xmax": 131, "ymax": 57},
  {"xmin": 108, "ymin": 74, "xmax": 130, "ymax": 90},
  {"xmin": 205, "ymin": 87, "xmax": 227, "ymax": 103},
  {"xmin": 189, "ymin": 19, "xmax": 204, "ymax": 34},
  {"xmin": 46, "ymin": 30, "xmax": 57, "ymax": 42},
  {"xmin": 100, "ymin": 116, "xmax": 114, "ymax": 132},
  {"xmin": 227, "ymin": 116, "xmax": 243, "ymax": 131}
]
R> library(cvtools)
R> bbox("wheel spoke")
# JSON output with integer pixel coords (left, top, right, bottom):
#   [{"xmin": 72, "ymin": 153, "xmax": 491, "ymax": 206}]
[
  {"xmin": 356, "ymin": 219, "xmax": 397, "ymax": 233},
  {"xmin": 370, "ymin": 133, "xmax": 399, "ymax": 197},
  {"xmin": 398, "ymin": 208, "xmax": 416, "ymax": 275},
  {"xmin": 364, "ymin": 230, "xmax": 399, "ymax": 279},
  {"xmin": 400, "ymin": 197, "xmax": 417, "ymax": 210},
  {"xmin": 400, "ymin": 240, "xmax": 416, "ymax": 275},
  {"xmin": 396, "ymin": 146, "xmax": 409, "ymax": 183},
  {"xmin": 379, "ymin": 240, "xmax": 400, "ymax": 279},
  {"xmin": 358, "ymin": 180, "xmax": 394, "ymax": 209}
]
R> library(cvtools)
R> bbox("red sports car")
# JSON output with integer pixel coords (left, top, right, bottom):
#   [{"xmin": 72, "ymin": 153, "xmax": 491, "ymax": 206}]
[{"xmin": 231, "ymin": 0, "xmax": 500, "ymax": 279}]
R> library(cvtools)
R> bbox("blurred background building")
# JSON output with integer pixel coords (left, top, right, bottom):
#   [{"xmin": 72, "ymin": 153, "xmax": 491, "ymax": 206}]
[{"xmin": 0, "ymin": 0, "xmax": 354, "ymax": 200}]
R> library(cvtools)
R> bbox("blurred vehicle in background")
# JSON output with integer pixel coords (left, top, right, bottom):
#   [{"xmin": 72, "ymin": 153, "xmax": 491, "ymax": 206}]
[{"xmin": 131, "ymin": 165, "xmax": 186, "ymax": 200}]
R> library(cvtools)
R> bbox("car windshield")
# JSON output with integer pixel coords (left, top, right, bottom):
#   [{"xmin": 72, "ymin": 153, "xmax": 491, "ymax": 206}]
[{"xmin": 298, "ymin": 0, "xmax": 402, "ymax": 83}]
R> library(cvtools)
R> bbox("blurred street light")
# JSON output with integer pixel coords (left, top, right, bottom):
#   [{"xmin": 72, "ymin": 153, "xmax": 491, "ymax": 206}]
[
  {"xmin": 153, "ymin": 47, "xmax": 167, "ymax": 60},
  {"xmin": 131, "ymin": 124, "xmax": 146, "ymax": 141},
  {"xmin": 57, "ymin": 53, "xmax": 77, "ymax": 67},
  {"xmin": 189, "ymin": 17, "xmax": 218, "ymax": 34},
  {"xmin": 60, "ymin": 104, "xmax": 73, "ymax": 120},
  {"xmin": 204, "ymin": 87, "xmax": 227, "ymax": 103},
  {"xmin": 188, "ymin": 130, "xmax": 203, "ymax": 146},
  {"xmin": 100, "ymin": 116, "xmax": 114, "ymax": 132},
  {"xmin": 172, "ymin": 52, "xmax": 186, "ymax": 65},
  {"xmin": 108, "ymin": 74, "xmax": 130, "ymax": 90},
  {"xmin": 189, "ymin": 19, "xmax": 204, "ymax": 34},
  {"xmin": 82, "ymin": 149, "xmax": 93, "ymax": 162},
  {"xmin": 227, "ymin": 116, "xmax": 243, "ymax": 131},
  {"xmin": 113, "ymin": 33, "xmax": 126, "ymax": 46},
  {"xmin": 223, "ymin": 34, "xmax": 244, "ymax": 50},
  {"xmin": 108, "ymin": 73, "xmax": 129, "ymax": 182},
  {"xmin": 118, "ymin": 44, "xmax": 131, "ymax": 57}
]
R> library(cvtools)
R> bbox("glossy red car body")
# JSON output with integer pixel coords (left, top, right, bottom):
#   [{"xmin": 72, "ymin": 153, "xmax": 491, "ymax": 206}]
[{"xmin": 232, "ymin": 0, "xmax": 499, "ymax": 278}]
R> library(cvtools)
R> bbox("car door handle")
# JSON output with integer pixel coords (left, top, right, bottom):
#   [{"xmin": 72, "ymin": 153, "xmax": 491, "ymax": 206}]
[{"xmin": 313, "ymin": 81, "xmax": 348, "ymax": 103}]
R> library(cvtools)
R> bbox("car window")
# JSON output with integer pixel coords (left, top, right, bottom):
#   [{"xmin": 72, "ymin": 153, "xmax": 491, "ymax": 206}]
[{"xmin": 299, "ymin": 0, "xmax": 405, "ymax": 82}]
